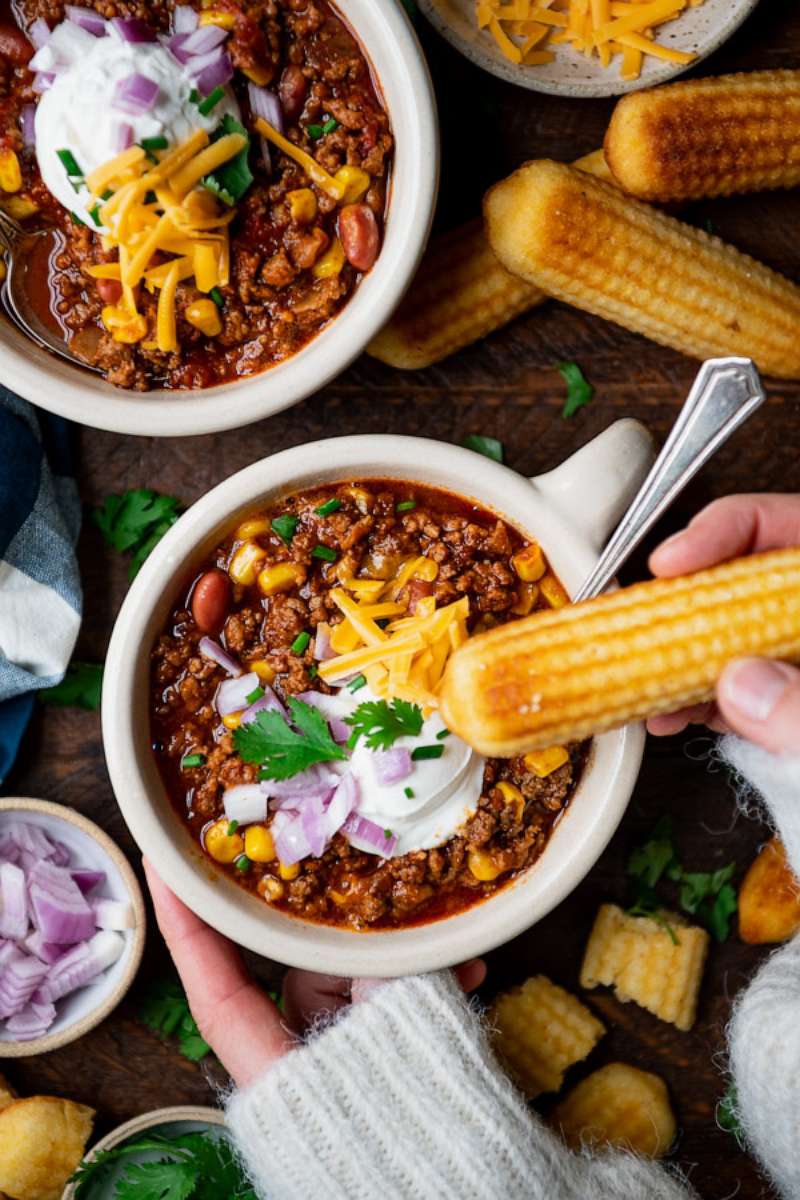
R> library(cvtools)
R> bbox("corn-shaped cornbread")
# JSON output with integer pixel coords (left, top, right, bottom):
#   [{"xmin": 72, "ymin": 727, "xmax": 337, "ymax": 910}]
[
  {"xmin": 484, "ymin": 160, "xmax": 800, "ymax": 379},
  {"xmin": 580, "ymin": 904, "xmax": 709, "ymax": 1031},
  {"xmin": 440, "ymin": 548, "xmax": 800, "ymax": 757},
  {"xmin": 490, "ymin": 974, "xmax": 605, "ymax": 1098},
  {"xmin": 605, "ymin": 71, "xmax": 800, "ymax": 202},
  {"xmin": 551, "ymin": 1063, "xmax": 676, "ymax": 1158},
  {"xmin": 366, "ymin": 150, "xmax": 609, "ymax": 370},
  {"xmin": 738, "ymin": 838, "xmax": 800, "ymax": 946}
]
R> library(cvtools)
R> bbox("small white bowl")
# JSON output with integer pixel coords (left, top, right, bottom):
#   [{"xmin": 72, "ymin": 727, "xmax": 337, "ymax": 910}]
[
  {"xmin": 419, "ymin": 0, "xmax": 760, "ymax": 97},
  {"xmin": 0, "ymin": 798, "xmax": 145, "ymax": 1058},
  {"xmin": 103, "ymin": 422, "xmax": 652, "ymax": 977},
  {"xmin": 0, "ymin": 1, "xmax": 438, "ymax": 437}
]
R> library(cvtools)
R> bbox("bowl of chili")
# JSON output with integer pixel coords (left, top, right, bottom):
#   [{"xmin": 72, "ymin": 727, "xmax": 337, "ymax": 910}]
[
  {"xmin": 102, "ymin": 423, "xmax": 652, "ymax": 975},
  {"xmin": 0, "ymin": 0, "xmax": 436, "ymax": 435}
]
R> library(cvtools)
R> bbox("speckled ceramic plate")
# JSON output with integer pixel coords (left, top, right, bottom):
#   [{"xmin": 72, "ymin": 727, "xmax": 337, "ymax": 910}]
[{"xmin": 418, "ymin": 0, "xmax": 761, "ymax": 97}]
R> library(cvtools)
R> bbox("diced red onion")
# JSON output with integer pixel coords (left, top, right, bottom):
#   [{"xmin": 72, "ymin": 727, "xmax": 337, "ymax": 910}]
[
  {"xmin": 114, "ymin": 122, "xmax": 134, "ymax": 153},
  {"xmin": 199, "ymin": 636, "xmax": 242, "ymax": 677},
  {"xmin": 173, "ymin": 5, "xmax": 199, "ymax": 34},
  {"xmin": 182, "ymin": 23, "xmax": 228, "ymax": 56},
  {"xmin": 4, "ymin": 820, "xmax": 55, "ymax": 860},
  {"xmin": 0, "ymin": 863, "xmax": 28, "ymax": 941},
  {"xmin": 28, "ymin": 861, "xmax": 95, "ymax": 945},
  {"xmin": 241, "ymin": 685, "xmax": 286, "ymax": 724},
  {"xmin": 37, "ymin": 930, "xmax": 124, "ymax": 1004},
  {"xmin": 0, "ymin": 831, "xmax": 19, "ymax": 865},
  {"xmin": 296, "ymin": 691, "xmax": 350, "ymax": 743},
  {"xmin": 20, "ymin": 105, "xmax": 36, "ymax": 148},
  {"xmin": 342, "ymin": 813, "xmax": 398, "ymax": 858},
  {"xmin": 223, "ymin": 785, "xmax": 267, "ymax": 827},
  {"xmin": 263, "ymin": 764, "xmax": 339, "ymax": 799},
  {"xmin": 28, "ymin": 17, "xmax": 51, "ymax": 48},
  {"xmin": 29, "ymin": 44, "xmax": 59, "ymax": 72},
  {"xmin": 109, "ymin": 16, "xmax": 157, "ymax": 43},
  {"xmin": 372, "ymin": 748, "xmax": 413, "ymax": 786},
  {"xmin": 70, "ymin": 869, "xmax": 105, "ymax": 895},
  {"xmin": 0, "ymin": 940, "xmax": 17, "ymax": 969},
  {"xmin": 167, "ymin": 32, "xmax": 191, "ymax": 63},
  {"xmin": 32, "ymin": 72, "xmax": 54, "ymax": 93},
  {"xmin": 5, "ymin": 1001, "xmax": 55, "ymax": 1040},
  {"xmin": 187, "ymin": 45, "xmax": 226, "ymax": 75},
  {"xmin": 273, "ymin": 813, "xmax": 313, "ymax": 866},
  {"xmin": 24, "ymin": 929, "xmax": 68, "ymax": 965},
  {"xmin": 90, "ymin": 897, "xmax": 136, "ymax": 932},
  {"xmin": 113, "ymin": 72, "xmax": 160, "ymax": 115},
  {"xmin": 65, "ymin": 6, "xmax": 108, "ymax": 36},
  {"xmin": 312, "ymin": 625, "xmax": 336, "ymax": 662},
  {"xmin": 195, "ymin": 53, "xmax": 233, "ymax": 96},
  {"xmin": 216, "ymin": 671, "xmax": 260, "ymax": 718},
  {"xmin": 247, "ymin": 82, "xmax": 284, "ymax": 133},
  {"xmin": 324, "ymin": 772, "xmax": 359, "ymax": 835},
  {"xmin": 0, "ymin": 953, "xmax": 48, "ymax": 1019},
  {"xmin": 300, "ymin": 794, "xmax": 329, "ymax": 858},
  {"xmin": 50, "ymin": 840, "xmax": 71, "ymax": 867}
]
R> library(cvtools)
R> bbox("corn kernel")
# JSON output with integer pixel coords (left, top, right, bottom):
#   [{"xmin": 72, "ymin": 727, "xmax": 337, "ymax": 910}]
[
  {"xmin": 511, "ymin": 582, "xmax": 539, "ymax": 616},
  {"xmin": 343, "ymin": 485, "xmax": 372, "ymax": 514},
  {"xmin": 2, "ymin": 195, "xmax": 38, "ymax": 219},
  {"xmin": 287, "ymin": 187, "xmax": 318, "ymax": 224},
  {"xmin": 0, "ymin": 149, "xmax": 22, "ymax": 194},
  {"xmin": 245, "ymin": 824, "xmax": 276, "ymax": 863},
  {"xmin": 329, "ymin": 889, "xmax": 348, "ymax": 906},
  {"xmin": 229, "ymin": 540, "xmax": 267, "ymax": 586},
  {"xmin": 242, "ymin": 64, "xmax": 272, "ymax": 85},
  {"xmin": 205, "ymin": 818, "xmax": 245, "ymax": 863},
  {"xmin": 496, "ymin": 780, "xmax": 525, "ymax": 821},
  {"xmin": 414, "ymin": 558, "xmax": 439, "ymax": 582},
  {"xmin": 258, "ymin": 561, "xmax": 306, "ymax": 596},
  {"xmin": 101, "ymin": 305, "xmax": 148, "ymax": 344},
  {"xmin": 540, "ymin": 574, "xmax": 569, "ymax": 609},
  {"xmin": 236, "ymin": 517, "xmax": 271, "ymax": 540},
  {"xmin": 334, "ymin": 164, "xmax": 370, "ymax": 204},
  {"xmin": 222, "ymin": 712, "xmax": 242, "ymax": 730},
  {"xmin": 279, "ymin": 860, "xmax": 301, "ymax": 881},
  {"xmin": 313, "ymin": 237, "xmax": 346, "ymax": 279},
  {"xmin": 524, "ymin": 746, "xmax": 570, "ymax": 778},
  {"xmin": 512, "ymin": 542, "xmax": 547, "ymax": 583},
  {"xmin": 199, "ymin": 8, "xmax": 237, "ymax": 27},
  {"xmin": 249, "ymin": 658, "xmax": 276, "ymax": 684},
  {"xmin": 258, "ymin": 875, "xmax": 285, "ymax": 901},
  {"xmin": 186, "ymin": 298, "xmax": 222, "ymax": 337},
  {"xmin": 468, "ymin": 849, "xmax": 502, "ymax": 882}
]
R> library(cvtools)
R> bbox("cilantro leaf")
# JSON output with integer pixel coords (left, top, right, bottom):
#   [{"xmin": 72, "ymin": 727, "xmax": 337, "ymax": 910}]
[
  {"xmin": 203, "ymin": 114, "xmax": 253, "ymax": 206},
  {"xmin": 627, "ymin": 816, "xmax": 679, "ymax": 888},
  {"xmin": 171, "ymin": 1134, "xmax": 257, "ymax": 1200},
  {"xmin": 93, "ymin": 489, "xmax": 182, "ymax": 579},
  {"xmin": 234, "ymin": 697, "xmax": 348, "ymax": 781},
  {"xmin": 39, "ymin": 661, "xmax": 103, "ymax": 710},
  {"xmin": 717, "ymin": 1083, "xmax": 745, "ymax": 1147},
  {"xmin": 345, "ymin": 698, "xmax": 424, "ymax": 751},
  {"xmin": 114, "ymin": 1160, "xmax": 198, "ymax": 1200},
  {"xmin": 679, "ymin": 863, "xmax": 736, "ymax": 915},
  {"xmin": 139, "ymin": 976, "xmax": 211, "ymax": 1062},
  {"xmin": 462, "ymin": 434, "xmax": 504, "ymax": 463},
  {"xmin": 70, "ymin": 1131, "xmax": 257, "ymax": 1200},
  {"xmin": 699, "ymin": 881, "xmax": 738, "ymax": 943},
  {"xmin": 558, "ymin": 361, "xmax": 594, "ymax": 419}
]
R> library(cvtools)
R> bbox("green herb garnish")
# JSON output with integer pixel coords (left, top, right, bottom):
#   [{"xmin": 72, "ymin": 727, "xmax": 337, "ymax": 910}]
[
  {"xmin": 144, "ymin": 189, "xmax": 158, "ymax": 204},
  {"xmin": 411, "ymin": 744, "xmax": 444, "ymax": 761},
  {"xmin": 436, "ymin": 728, "xmax": 451, "ymax": 739},
  {"xmin": 209, "ymin": 285, "xmax": 224, "ymax": 307},
  {"xmin": 202, "ymin": 113, "xmax": 253, "ymax": 206},
  {"xmin": 322, "ymin": 117, "xmax": 338, "ymax": 134},
  {"xmin": 235, "ymin": 855, "xmax": 251, "ymax": 873},
  {"xmin": 70, "ymin": 211, "xmax": 86, "ymax": 226},
  {"xmin": 245, "ymin": 686, "xmax": 264, "ymax": 705},
  {"xmin": 56, "ymin": 147, "xmax": 82, "ymax": 177},
  {"xmin": 181, "ymin": 753, "xmax": 206, "ymax": 769},
  {"xmin": 396, "ymin": 500, "xmax": 416, "ymax": 513},
  {"xmin": 88, "ymin": 203, "xmax": 102, "ymax": 227},
  {"xmin": 190, "ymin": 87, "xmax": 201, "ymax": 103},
  {"xmin": 462, "ymin": 434, "xmax": 503, "ymax": 462},
  {"xmin": 141, "ymin": 135, "xmax": 168, "ymax": 152},
  {"xmin": 197, "ymin": 85, "xmax": 224, "ymax": 116},
  {"xmin": 345, "ymin": 698, "xmax": 424, "ymax": 751},
  {"xmin": 271, "ymin": 514, "xmax": 298, "ymax": 543},
  {"xmin": 291, "ymin": 631, "xmax": 311, "ymax": 655},
  {"xmin": 227, "ymin": 820, "xmax": 239, "ymax": 835},
  {"xmin": 307, "ymin": 123, "xmax": 324, "ymax": 139},
  {"xmin": 558, "ymin": 361, "xmax": 594, "ymax": 419},
  {"xmin": 312, "ymin": 544, "xmax": 337, "ymax": 562},
  {"xmin": 718, "ymin": 1083, "xmax": 744, "ymax": 1147},
  {"xmin": 39, "ymin": 661, "xmax": 103, "ymax": 710},
  {"xmin": 139, "ymin": 976, "xmax": 211, "ymax": 1062},
  {"xmin": 347, "ymin": 674, "xmax": 367, "ymax": 692},
  {"xmin": 93, "ymin": 488, "xmax": 182, "ymax": 579},
  {"xmin": 315, "ymin": 498, "xmax": 342, "ymax": 516},
  {"xmin": 235, "ymin": 697, "xmax": 348, "ymax": 781},
  {"xmin": 308, "ymin": 664, "xmax": 318, "ymax": 679},
  {"xmin": 101, "ymin": 188, "xmax": 114, "ymax": 201},
  {"xmin": 404, "ymin": 786, "xmax": 414, "ymax": 798}
]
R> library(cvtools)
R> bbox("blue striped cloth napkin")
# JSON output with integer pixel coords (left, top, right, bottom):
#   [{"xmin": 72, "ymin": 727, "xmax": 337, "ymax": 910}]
[{"xmin": 0, "ymin": 390, "xmax": 82, "ymax": 784}]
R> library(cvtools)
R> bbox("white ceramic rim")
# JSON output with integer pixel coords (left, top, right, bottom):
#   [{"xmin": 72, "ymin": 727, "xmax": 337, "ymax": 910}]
[
  {"xmin": 0, "ymin": 798, "xmax": 146, "ymax": 1057},
  {"xmin": 102, "ymin": 433, "xmax": 645, "ymax": 976},
  {"xmin": 418, "ymin": 0, "xmax": 761, "ymax": 97},
  {"xmin": 0, "ymin": 2, "xmax": 439, "ymax": 437}
]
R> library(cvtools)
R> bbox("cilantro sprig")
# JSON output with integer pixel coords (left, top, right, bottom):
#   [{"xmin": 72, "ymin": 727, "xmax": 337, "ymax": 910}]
[
  {"xmin": 39, "ymin": 661, "xmax": 103, "ymax": 710},
  {"xmin": 558, "ymin": 361, "xmax": 594, "ymax": 419},
  {"xmin": 139, "ymin": 976, "xmax": 211, "ymax": 1062},
  {"xmin": 69, "ymin": 1130, "xmax": 256, "ymax": 1200},
  {"xmin": 345, "ymin": 698, "xmax": 424, "ymax": 751},
  {"xmin": 462, "ymin": 434, "xmax": 504, "ymax": 463},
  {"xmin": 717, "ymin": 1083, "xmax": 745, "ymax": 1147},
  {"xmin": 93, "ymin": 489, "xmax": 182, "ymax": 579},
  {"xmin": 234, "ymin": 697, "xmax": 347, "ymax": 781}
]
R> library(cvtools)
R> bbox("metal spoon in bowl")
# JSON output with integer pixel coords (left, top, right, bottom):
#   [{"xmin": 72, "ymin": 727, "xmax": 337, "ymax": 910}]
[{"xmin": 573, "ymin": 356, "xmax": 766, "ymax": 602}]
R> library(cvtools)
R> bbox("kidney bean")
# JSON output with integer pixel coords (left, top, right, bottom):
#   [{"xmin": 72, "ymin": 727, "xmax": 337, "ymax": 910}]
[
  {"xmin": 96, "ymin": 278, "xmax": 122, "ymax": 305},
  {"xmin": 406, "ymin": 578, "xmax": 433, "ymax": 615},
  {"xmin": 278, "ymin": 65, "xmax": 308, "ymax": 124},
  {"xmin": 338, "ymin": 204, "xmax": 380, "ymax": 273},
  {"xmin": 0, "ymin": 22, "xmax": 33, "ymax": 64},
  {"xmin": 191, "ymin": 570, "xmax": 231, "ymax": 634}
]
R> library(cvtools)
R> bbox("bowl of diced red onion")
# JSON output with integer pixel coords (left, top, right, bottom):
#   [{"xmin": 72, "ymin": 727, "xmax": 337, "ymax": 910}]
[{"xmin": 0, "ymin": 798, "xmax": 145, "ymax": 1056}]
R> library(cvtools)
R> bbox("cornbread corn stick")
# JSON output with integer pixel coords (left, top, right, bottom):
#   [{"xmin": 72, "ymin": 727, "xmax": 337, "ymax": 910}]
[
  {"xmin": 490, "ymin": 974, "xmax": 605, "ymax": 1097},
  {"xmin": 366, "ymin": 150, "xmax": 607, "ymax": 370},
  {"xmin": 606, "ymin": 71, "xmax": 800, "ymax": 202},
  {"xmin": 580, "ymin": 903, "xmax": 709, "ymax": 1031},
  {"xmin": 738, "ymin": 838, "xmax": 800, "ymax": 945},
  {"xmin": 551, "ymin": 1062, "xmax": 677, "ymax": 1157},
  {"xmin": 0, "ymin": 1074, "xmax": 15, "ymax": 1114},
  {"xmin": 484, "ymin": 160, "xmax": 800, "ymax": 379},
  {"xmin": 440, "ymin": 548, "xmax": 800, "ymax": 756}
]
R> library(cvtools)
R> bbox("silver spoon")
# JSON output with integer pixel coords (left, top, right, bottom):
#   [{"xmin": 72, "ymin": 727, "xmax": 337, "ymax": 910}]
[
  {"xmin": 574, "ymin": 356, "xmax": 766, "ymax": 602},
  {"xmin": 0, "ymin": 207, "xmax": 100, "ymax": 371}
]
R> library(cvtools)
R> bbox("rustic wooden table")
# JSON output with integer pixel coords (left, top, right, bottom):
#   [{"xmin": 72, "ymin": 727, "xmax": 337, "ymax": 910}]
[{"xmin": 5, "ymin": 3, "xmax": 800, "ymax": 1196}]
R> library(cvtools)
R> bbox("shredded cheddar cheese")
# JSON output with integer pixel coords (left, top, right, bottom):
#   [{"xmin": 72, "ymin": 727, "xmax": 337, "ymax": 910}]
[{"xmin": 477, "ymin": 0, "xmax": 702, "ymax": 79}]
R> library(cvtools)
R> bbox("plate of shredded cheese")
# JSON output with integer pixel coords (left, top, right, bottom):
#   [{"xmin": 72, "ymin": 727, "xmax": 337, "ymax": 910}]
[{"xmin": 418, "ymin": 0, "xmax": 760, "ymax": 96}]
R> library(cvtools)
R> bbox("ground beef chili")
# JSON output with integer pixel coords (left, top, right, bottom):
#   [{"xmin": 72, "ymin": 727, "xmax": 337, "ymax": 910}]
[
  {"xmin": 0, "ymin": 0, "xmax": 392, "ymax": 389},
  {"xmin": 150, "ymin": 481, "xmax": 588, "ymax": 930}
]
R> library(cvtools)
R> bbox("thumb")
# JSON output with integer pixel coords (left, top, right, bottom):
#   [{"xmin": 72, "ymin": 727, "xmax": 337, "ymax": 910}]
[{"xmin": 717, "ymin": 658, "xmax": 800, "ymax": 755}]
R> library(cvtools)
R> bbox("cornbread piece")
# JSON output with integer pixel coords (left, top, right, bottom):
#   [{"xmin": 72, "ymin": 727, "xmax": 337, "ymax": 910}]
[
  {"xmin": 0, "ymin": 1096, "xmax": 94, "ymax": 1200},
  {"xmin": 606, "ymin": 71, "xmax": 800, "ymax": 202},
  {"xmin": 739, "ymin": 838, "xmax": 800, "ymax": 945},
  {"xmin": 580, "ymin": 903, "xmax": 709, "ymax": 1031},
  {"xmin": 366, "ymin": 150, "xmax": 608, "ymax": 371},
  {"xmin": 484, "ymin": 160, "xmax": 800, "ymax": 379},
  {"xmin": 490, "ymin": 975, "xmax": 605, "ymax": 1097},
  {"xmin": 551, "ymin": 1062, "xmax": 676, "ymax": 1158},
  {"xmin": 440, "ymin": 548, "xmax": 800, "ymax": 756}
]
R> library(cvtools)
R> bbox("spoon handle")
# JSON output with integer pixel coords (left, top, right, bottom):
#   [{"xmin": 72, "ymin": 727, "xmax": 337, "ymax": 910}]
[{"xmin": 573, "ymin": 357, "xmax": 765, "ymax": 603}]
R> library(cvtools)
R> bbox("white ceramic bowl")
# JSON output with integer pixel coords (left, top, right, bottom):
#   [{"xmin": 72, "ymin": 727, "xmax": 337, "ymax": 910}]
[
  {"xmin": 419, "ymin": 0, "xmax": 760, "ymax": 97},
  {"xmin": 103, "ymin": 423, "xmax": 652, "ymax": 976},
  {"xmin": 0, "ymin": 798, "xmax": 145, "ymax": 1057},
  {"xmin": 0, "ymin": 3, "xmax": 438, "ymax": 438}
]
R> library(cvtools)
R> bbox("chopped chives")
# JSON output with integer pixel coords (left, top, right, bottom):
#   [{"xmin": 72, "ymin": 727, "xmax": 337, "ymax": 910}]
[
  {"xmin": 291, "ymin": 631, "xmax": 311, "ymax": 655},
  {"xmin": 312, "ymin": 544, "xmax": 337, "ymax": 562},
  {"xmin": 140, "ymin": 135, "xmax": 168, "ymax": 151},
  {"xmin": 88, "ymin": 204, "xmax": 102, "ymax": 227},
  {"xmin": 322, "ymin": 117, "xmax": 338, "ymax": 134},
  {"xmin": 347, "ymin": 674, "xmax": 367, "ymax": 692},
  {"xmin": 198, "ymin": 85, "xmax": 224, "ymax": 116},
  {"xmin": 70, "ymin": 212, "xmax": 86, "ymax": 226},
  {"xmin": 144, "ymin": 189, "xmax": 158, "ymax": 204},
  {"xmin": 235, "ymin": 854, "xmax": 251, "ymax": 873},
  {"xmin": 307, "ymin": 123, "xmax": 324, "ymax": 139},
  {"xmin": 436, "ymin": 728, "xmax": 451, "ymax": 740},
  {"xmin": 181, "ymin": 752, "xmax": 206, "ymax": 769},
  {"xmin": 315, "ymin": 498, "xmax": 342, "ymax": 517},
  {"xmin": 246, "ymin": 686, "xmax": 264, "ymax": 705},
  {"xmin": 209, "ymin": 286, "xmax": 224, "ymax": 307},
  {"xmin": 396, "ymin": 500, "xmax": 416, "ymax": 513},
  {"xmin": 271, "ymin": 514, "xmax": 298, "ymax": 544},
  {"xmin": 190, "ymin": 87, "xmax": 200, "ymax": 103},
  {"xmin": 308, "ymin": 664, "xmax": 318, "ymax": 679},
  {"xmin": 411, "ymin": 744, "xmax": 444, "ymax": 761},
  {"xmin": 56, "ymin": 148, "xmax": 82, "ymax": 177},
  {"xmin": 404, "ymin": 786, "xmax": 414, "ymax": 798},
  {"xmin": 384, "ymin": 828, "xmax": 393, "ymax": 839},
  {"xmin": 227, "ymin": 819, "xmax": 239, "ymax": 835},
  {"xmin": 101, "ymin": 188, "xmax": 113, "ymax": 201}
]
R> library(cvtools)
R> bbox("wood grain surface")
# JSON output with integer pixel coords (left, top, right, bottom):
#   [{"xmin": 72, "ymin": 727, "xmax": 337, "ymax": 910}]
[{"xmin": 5, "ymin": 3, "xmax": 800, "ymax": 1196}]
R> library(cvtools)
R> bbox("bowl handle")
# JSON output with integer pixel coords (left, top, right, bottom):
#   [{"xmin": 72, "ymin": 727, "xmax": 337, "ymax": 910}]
[{"xmin": 531, "ymin": 419, "xmax": 655, "ymax": 554}]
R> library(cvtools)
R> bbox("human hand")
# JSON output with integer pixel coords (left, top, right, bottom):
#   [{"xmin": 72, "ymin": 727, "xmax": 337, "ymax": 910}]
[
  {"xmin": 144, "ymin": 860, "xmax": 486, "ymax": 1088},
  {"xmin": 647, "ymin": 494, "xmax": 800, "ymax": 754}
]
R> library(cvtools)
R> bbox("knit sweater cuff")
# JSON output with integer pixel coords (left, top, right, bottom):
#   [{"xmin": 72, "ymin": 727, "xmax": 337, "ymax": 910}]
[{"xmin": 721, "ymin": 736, "xmax": 800, "ymax": 873}]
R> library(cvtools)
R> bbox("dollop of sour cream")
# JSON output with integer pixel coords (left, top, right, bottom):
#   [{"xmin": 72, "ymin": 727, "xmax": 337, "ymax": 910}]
[
  {"xmin": 35, "ymin": 30, "xmax": 240, "ymax": 225},
  {"xmin": 318, "ymin": 688, "xmax": 486, "ymax": 856}
]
